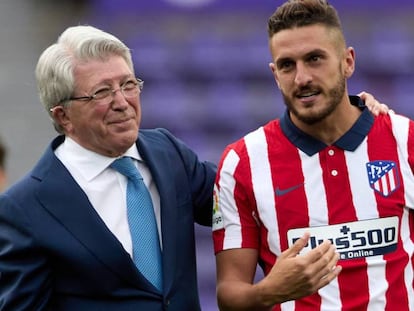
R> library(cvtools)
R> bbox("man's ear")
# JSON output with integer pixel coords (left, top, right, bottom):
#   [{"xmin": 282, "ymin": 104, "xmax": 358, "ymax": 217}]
[
  {"xmin": 344, "ymin": 47, "xmax": 355, "ymax": 78},
  {"xmin": 50, "ymin": 106, "xmax": 72, "ymax": 132},
  {"xmin": 269, "ymin": 62, "xmax": 281, "ymax": 89}
]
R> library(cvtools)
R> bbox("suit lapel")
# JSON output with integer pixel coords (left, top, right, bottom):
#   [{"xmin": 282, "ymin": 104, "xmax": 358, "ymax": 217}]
[{"xmin": 34, "ymin": 138, "xmax": 157, "ymax": 292}]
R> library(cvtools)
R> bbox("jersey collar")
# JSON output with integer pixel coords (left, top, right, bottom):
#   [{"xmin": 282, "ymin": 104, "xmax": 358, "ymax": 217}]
[{"xmin": 280, "ymin": 96, "xmax": 374, "ymax": 156}]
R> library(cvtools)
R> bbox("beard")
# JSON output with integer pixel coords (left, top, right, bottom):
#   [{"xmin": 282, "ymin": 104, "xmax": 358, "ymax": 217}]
[{"xmin": 283, "ymin": 73, "xmax": 346, "ymax": 125}]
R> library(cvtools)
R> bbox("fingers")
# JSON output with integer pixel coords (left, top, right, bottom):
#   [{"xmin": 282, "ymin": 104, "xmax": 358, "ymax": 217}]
[
  {"xmin": 306, "ymin": 239, "xmax": 334, "ymax": 261},
  {"xmin": 306, "ymin": 241, "xmax": 341, "ymax": 288},
  {"xmin": 371, "ymin": 103, "xmax": 390, "ymax": 116},
  {"xmin": 358, "ymin": 91, "xmax": 390, "ymax": 116},
  {"xmin": 263, "ymin": 237, "xmax": 341, "ymax": 303},
  {"xmin": 317, "ymin": 265, "xmax": 342, "ymax": 290},
  {"xmin": 357, "ymin": 91, "xmax": 369, "ymax": 99},
  {"xmin": 286, "ymin": 234, "xmax": 341, "ymax": 284},
  {"xmin": 283, "ymin": 232, "xmax": 310, "ymax": 258}
]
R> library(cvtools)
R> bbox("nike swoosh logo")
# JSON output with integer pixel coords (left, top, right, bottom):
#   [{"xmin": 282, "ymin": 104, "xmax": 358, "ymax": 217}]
[{"xmin": 275, "ymin": 183, "xmax": 304, "ymax": 196}]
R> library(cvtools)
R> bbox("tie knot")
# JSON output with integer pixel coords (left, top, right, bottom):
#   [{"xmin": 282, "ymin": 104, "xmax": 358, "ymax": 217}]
[{"xmin": 110, "ymin": 157, "xmax": 142, "ymax": 181}]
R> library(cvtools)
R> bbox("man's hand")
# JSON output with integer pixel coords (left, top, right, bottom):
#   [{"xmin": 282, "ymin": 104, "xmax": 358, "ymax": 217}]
[
  {"xmin": 359, "ymin": 91, "xmax": 393, "ymax": 116},
  {"xmin": 256, "ymin": 233, "xmax": 341, "ymax": 306}
]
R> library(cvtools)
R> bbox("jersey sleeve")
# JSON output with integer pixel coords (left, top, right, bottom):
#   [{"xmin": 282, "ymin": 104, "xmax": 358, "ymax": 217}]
[{"xmin": 212, "ymin": 143, "xmax": 260, "ymax": 254}]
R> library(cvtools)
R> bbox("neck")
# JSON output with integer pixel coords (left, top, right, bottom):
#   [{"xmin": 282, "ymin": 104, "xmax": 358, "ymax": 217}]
[{"xmin": 292, "ymin": 101, "xmax": 362, "ymax": 145}]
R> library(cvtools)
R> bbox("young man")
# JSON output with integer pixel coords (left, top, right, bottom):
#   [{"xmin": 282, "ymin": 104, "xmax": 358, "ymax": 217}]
[{"xmin": 213, "ymin": 0, "xmax": 414, "ymax": 310}]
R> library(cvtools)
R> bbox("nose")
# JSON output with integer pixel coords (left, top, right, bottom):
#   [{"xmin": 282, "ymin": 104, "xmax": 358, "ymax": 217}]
[
  {"xmin": 294, "ymin": 62, "xmax": 312, "ymax": 87},
  {"xmin": 111, "ymin": 88, "xmax": 129, "ymax": 109},
  {"xmin": 112, "ymin": 87, "xmax": 126, "ymax": 98}
]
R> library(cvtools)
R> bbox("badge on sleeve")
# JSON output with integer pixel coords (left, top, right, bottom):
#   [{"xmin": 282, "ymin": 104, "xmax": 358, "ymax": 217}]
[{"xmin": 212, "ymin": 185, "xmax": 224, "ymax": 231}]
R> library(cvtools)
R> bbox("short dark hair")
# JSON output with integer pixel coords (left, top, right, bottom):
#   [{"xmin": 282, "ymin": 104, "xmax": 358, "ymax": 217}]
[{"xmin": 267, "ymin": 0, "xmax": 343, "ymax": 38}]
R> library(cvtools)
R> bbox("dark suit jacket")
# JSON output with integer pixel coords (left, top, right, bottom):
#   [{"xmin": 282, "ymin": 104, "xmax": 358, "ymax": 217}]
[{"xmin": 0, "ymin": 128, "xmax": 216, "ymax": 311}]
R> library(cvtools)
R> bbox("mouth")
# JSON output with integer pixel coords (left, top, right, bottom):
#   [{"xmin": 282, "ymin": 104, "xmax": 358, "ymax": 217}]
[
  {"xmin": 295, "ymin": 90, "xmax": 321, "ymax": 104},
  {"xmin": 296, "ymin": 90, "xmax": 320, "ymax": 99},
  {"xmin": 111, "ymin": 118, "xmax": 130, "ymax": 124},
  {"xmin": 108, "ymin": 114, "xmax": 134, "ymax": 124},
  {"xmin": 107, "ymin": 118, "xmax": 137, "ymax": 131}
]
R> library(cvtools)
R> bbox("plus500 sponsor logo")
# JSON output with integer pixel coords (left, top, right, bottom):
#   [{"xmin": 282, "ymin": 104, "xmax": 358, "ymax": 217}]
[{"xmin": 287, "ymin": 217, "xmax": 399, "ymax": 260}]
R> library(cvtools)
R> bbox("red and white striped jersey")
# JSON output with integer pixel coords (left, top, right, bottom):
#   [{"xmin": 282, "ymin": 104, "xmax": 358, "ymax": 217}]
[{"xmin": 213, "ymin": 106, "xmax": 414, "ymax": 310}]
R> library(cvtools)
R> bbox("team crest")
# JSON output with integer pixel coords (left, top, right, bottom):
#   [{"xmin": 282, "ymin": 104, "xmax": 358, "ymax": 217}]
[{"xmin": 366, "ymin": 160, "xmax": 400, "ymax": 197}]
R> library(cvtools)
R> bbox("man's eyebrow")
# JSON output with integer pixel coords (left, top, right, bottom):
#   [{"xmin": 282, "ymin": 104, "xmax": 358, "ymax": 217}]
[
  {"xmin": 304, "ymin": 48, "xmax": 327, "ymax": 58},
  {"xmin": 274, "ymin": 56, "xmax": 293, "ymax": 66}
]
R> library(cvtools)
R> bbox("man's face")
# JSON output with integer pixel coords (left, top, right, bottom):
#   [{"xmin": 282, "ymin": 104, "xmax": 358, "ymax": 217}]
[
  {"xmin": 55, "ymin": 55, "xmax": 141, "ymax": 157},
  {"xmin": 268, "ymin": 24, "xmax": 354, "ymax": 126}
]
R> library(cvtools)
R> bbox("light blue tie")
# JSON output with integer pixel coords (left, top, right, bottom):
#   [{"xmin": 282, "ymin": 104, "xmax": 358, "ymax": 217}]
[{"xmin": 110, "ymin": 157, "xmax": 163, "ymax": 290}]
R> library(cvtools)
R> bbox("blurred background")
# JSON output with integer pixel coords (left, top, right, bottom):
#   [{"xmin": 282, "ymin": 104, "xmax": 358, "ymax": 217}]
[{"xmin": 0, "ymin": 0, "xmax": 413, "ymax": 309}]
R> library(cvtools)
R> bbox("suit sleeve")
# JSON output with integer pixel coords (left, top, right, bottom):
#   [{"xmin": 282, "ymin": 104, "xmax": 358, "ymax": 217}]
[
  {"xmin": 157, "ymin": 128, "xmax": 217, "ymax": 226},
  {"xmin": 0, "ymin": 193, "xmax": 51, "ymax": 310}
]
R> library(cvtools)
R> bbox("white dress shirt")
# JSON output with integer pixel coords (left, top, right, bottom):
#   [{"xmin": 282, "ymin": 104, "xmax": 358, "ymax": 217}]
[{"xmin": 54, "ymin": 137, "xmax": 162, "ymax": 257}]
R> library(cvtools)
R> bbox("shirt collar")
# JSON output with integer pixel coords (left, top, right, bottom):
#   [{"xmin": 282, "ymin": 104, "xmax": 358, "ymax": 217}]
[
  {"xmin": 280, "ymin": 96, "xmax": 374, "ymax": 156},
  {"xmin": 61, "ymin": 137, "xmax": 141, "ymax": 181}
]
